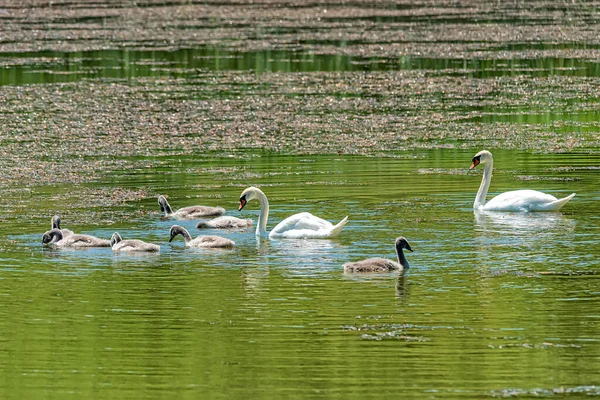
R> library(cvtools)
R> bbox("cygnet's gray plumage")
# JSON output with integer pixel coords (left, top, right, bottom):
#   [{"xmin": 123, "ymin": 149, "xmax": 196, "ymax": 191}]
[
  {"xmin": 158, "ymin": 195, "xmax": 225, "ymax": 219},
  {"xmin": 42, "ymin": 228, "xmax": 111, "ymax": 248},
  {"xmin": 110, "ymin": 232, "xmax": 160, "ymax": 252},
  {"xmin": 51, "ymin": 215, "xmax": 74, "ymax": 238},
  {"xmin": 170, "ymin": 225, "xmax": 235, "ymax": 248},
  {"xmin": 196, "ymin": 216, "xmax": 253, "ymax": 229},
  {"xmin": 343, "ymin": 237, "xmax": 413, "ymax": 273}
]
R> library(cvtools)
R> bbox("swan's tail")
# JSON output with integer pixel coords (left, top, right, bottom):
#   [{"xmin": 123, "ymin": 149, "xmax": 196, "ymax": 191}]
[
  {"xmin": 329, "ymin": 216, "xmax": 349, "ymax": 238},
  {"xmin": 543, "ymin": 193, "xmax": 576, "ymax": 211}
]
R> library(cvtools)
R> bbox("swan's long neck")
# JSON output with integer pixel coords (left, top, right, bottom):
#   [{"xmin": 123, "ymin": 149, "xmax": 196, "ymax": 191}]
[
  {"xmin": 474, "ymin": 161, "xmax": 493, "ymax": 209},
  {"xmin": 163, "ymin": 201, "xmax": 174, "ymax": 216},
  {"xmin": 179, "ymin": 228, "xmax": 193, "ymax": 243},
  {"xmin": 396, "ymin": 247, "xmax": 410, "ymax": 269},
  {"xmin": 255, "ymin": 191, "xmax": 269, "ymax": 237}
]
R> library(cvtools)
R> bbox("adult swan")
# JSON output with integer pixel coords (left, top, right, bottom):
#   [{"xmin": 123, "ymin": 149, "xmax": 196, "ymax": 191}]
[
  {"xmin": 470, "ymin": 150, "xmax": 575, "ymax": 212},
  {"xmin": 238, "ymin": 187, "xmax": 348, "ymax": 239}
]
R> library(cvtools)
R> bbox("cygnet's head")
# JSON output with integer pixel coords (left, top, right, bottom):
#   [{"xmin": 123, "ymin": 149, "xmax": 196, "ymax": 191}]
[
  {"xmin": 239, "ymin": 187, "xmax": 261, "ymax": 211},
  {"xmin": 395, "ymin": 236, "xmax": 413, "ymax": 252},
  {"xmin": 157, "ymin": 195, "xmax": 169, "ymax": 211},
  {"xmin": 42, "ymin": 228, "xmax": 62, "ymax": 244},
  {"xmin": 110, "ymin": 232, "xmax": 123, "ymax": 246},
  {"xmin": 470, "ymin": 150, "xmax": 493, "ymax": 170},
  {"xmin": 169, "ymin": 225, "xmax": 186, "ymax": 242},
  {"xmin": 51, "ymin": 215, "xmax": 61, "ymax": 229}
]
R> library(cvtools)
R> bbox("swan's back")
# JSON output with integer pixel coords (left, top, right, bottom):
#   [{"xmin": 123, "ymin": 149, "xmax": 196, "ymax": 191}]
[
  {"xmin": 196, "ymin": 216, "xmax": 253, "ymax": 229},
  {"xmin": 483, "ymin": 190, "xmax": 575, "ymax": 212},
  {"xmin": 343, "ymin": 258, "xmax": 403, "ymax": 273},
  {"xmin": 175, "ymin": 205, "xmax": 225, "ymax": 219},
  {"xmin": 189, "ymin": 235, "xmax": 235, "ymax": 248},
  {"xmin": 270, "ymin": 212, "xmax": 348, "ymax": 239},
  {"xmin": 112, "ymin": 239, "xmax": 160, "ymax": 252},
  {"xmin": 62, "ymin": 234, "xmax": 111, "ymax": 248}
]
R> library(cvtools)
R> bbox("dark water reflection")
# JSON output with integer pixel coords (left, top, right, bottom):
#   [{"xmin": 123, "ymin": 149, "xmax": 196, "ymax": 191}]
[{"xmin": 3, "ymin": 47, "xmax": 600, "ymax": 86}]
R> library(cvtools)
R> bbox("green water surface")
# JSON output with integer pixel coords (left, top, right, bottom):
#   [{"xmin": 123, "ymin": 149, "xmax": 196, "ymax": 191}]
[
  {"xmin": 1, "ymin": 5, "xmax": 600, "ymax": 399},
  {"xmin": 1, "ymin": 150, "xmax": 599, "ymax": 399}
]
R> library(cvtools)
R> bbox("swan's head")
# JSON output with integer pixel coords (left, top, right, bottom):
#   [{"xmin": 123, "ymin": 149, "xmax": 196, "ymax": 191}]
[
  {"xmin": 51, "ymin": 215, "xmax": 61, "ymax": 229},
  {"xmin": 157, "ymin": 195, "xmax": 169, "ymax": 212},
  {"xmin": 470, "ymin": 150, "xmax": 493, "ymax": 170},
  {"xmin": 169, "ymin": 225, "xmax": 186, "ymax": 242},
  {"xmin": 239, "ymin": 186, "xmax": 262, "ymax": 211},
  {"xmin": 395, "ymin": 236, "xmax": 413, "ymax": 252},
  {"xmin": 110, "ymin": 232, "xmax": 123, "ymax": 247},
  {"xmin": 42, "ymin": 228, "xmax": 62, "ymax": 245}
]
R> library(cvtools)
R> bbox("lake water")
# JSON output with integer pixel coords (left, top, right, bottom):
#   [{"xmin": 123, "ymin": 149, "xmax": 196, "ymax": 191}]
[
  {"xmin": 2, "ymin": 150, "xmax": 599, "ymax": 399},
  {"xmin": 1, "ymin": 1, "xmax": 600, "ymax": 399}
]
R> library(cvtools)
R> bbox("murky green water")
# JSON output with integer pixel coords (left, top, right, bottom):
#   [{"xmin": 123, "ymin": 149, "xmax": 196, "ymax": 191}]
[
  {"xmin": 2, "ymin": 150, "xmax": 599, "ymax": 399},
  {"xmin": 2, "ymin": 1, "xmax": 600, "ymax": 398}
]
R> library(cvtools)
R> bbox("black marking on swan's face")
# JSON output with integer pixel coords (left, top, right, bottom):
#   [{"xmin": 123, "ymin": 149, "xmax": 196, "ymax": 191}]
[
  {"xmin": 470, "ymin": 155, "xmax": 481, "ymax": 170},
  {"xmin": 238, "ymin": 194, "xmax": 247, "ymax": 211}
]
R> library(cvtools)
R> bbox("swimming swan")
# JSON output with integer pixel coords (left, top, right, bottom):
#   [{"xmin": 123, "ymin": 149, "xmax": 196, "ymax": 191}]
[
  {"xmin": 110, "ymin": 232, "xmax": 160, "ymax": 252},
  {"xmin": 470, "ymin": 150, "xmax": 575, "ymax": 212},
  {"xmin": 238, "ymin": 186, "xmax": 348, "ymax": 239},
  {"xmin": 343, "ymin": 237, "xmax": 413, "ymax": 273},
  {"xmin": 158, "ymin": 195, "xmax": 225, "ymax": 219},
  {"xmin": 169, "ymin": 225, "xmax": 235, "ymax": 248},
  {"xmin": 42, "ymin": 228, "xmax": 111, "ymax": 248},
  {"xmin": 196, "ymin": 216, "xmax": 253, "ymax": 229},
  {"xmin": 51, "ymin": 215, "xmax": 74, "ymax": 238}
]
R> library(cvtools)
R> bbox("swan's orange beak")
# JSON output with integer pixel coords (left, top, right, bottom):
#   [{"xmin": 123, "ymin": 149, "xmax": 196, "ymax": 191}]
[
  {"xmin": 469, "ymin": 158, "xmax": 480, "ymax": 170},
  {"xmin": 238, "ymin": 198, "xmax": 247, "ymax": 211}
]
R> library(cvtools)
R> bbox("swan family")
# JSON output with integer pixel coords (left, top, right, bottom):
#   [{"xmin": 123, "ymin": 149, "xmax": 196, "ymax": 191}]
[{"xmin": 42, "ymin": 150, "xmax": 576, "ymax": 269}]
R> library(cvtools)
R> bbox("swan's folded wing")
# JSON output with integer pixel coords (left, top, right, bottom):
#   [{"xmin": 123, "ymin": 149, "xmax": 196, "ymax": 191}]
[
  {"xmin": 176, "ymin": 205, "xmax": 225, "ymax": 218},
  {"xmin": 484, "ymin": 189, "xmax": 560, "ymax": 212},
  {"xmin": 270, "ymin": 212, "xmax": 334, "ymax": 236}
]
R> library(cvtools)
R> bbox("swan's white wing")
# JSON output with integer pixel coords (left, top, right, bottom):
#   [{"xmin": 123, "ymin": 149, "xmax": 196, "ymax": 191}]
[
  {"xmin": 269, "ymin": 212, "xmax": 337, "ymax": 238},
  {"xmin": 483, "ymin": 189, "xmax": 559, "ymax": 212}
]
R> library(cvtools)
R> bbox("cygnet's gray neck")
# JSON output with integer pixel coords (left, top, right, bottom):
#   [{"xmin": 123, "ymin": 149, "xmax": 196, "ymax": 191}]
[{"xmin": 396, "ymin": 246, "xmax": 410, "ymax": 269}]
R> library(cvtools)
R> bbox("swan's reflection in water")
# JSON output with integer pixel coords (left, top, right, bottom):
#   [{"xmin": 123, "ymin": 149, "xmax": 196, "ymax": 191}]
[
  {"xmin": 473, "ymin": 210, "xmax": 578, "ymax": 271},
  {"xmin": 341, "ymin": 271, "xmax": 410, "ymax": 300},
  {"xmin": 474, "ymin": 210, "xmax": 575, "ymax": 237},
  {"xmin": 254, "ymin": 237, "xmax": 347, "ymax": 275},
  {"xmin": 395, "ymin": 274, "xmax": 410, "ymax": 300}
]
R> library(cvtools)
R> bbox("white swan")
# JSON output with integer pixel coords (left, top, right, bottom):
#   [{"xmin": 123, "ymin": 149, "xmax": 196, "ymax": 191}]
[
  {"xmin": 158, "ymin": 195, "xmax": 225, "ymax": 219},
  {"xmin": 42, "ymin": 229, "xmax": 111, "ymax": 248},
  {"xmin": 238, "ymin": 187, "xmax": 348, "ymax": 239},
  {"xmin": 470, "ymin": 150, "xmax": 575, "ymax": 212},
  {"xmin": 110, "ymin": 232, "xmax": 160, "ymax": 252},
  {"xmin": 344, "ymin": 237, "xmax": 413, "ymax": 273},
  {"xmin": 169, "ymin": 225, "xmax": 235, "ymax": 248}
]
